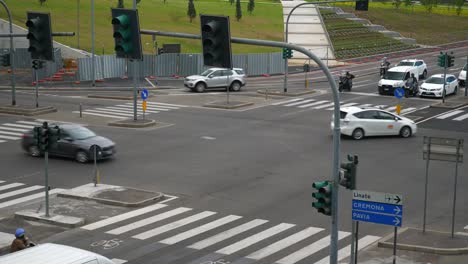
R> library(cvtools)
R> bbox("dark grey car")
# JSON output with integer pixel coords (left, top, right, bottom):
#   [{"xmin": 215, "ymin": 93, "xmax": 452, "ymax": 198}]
[{"xmin": 21, "ymin": 124, "xmax": 116, "ymax": 163}]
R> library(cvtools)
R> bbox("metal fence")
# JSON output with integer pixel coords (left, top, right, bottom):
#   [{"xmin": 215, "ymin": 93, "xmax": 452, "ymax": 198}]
[
  {"xmin": 76, "ymin": 52, "xmax": 285, "ymax": 81},
  {"xmin": 0, "ymin": 48, "xmax": 63, "ymax": 80}
]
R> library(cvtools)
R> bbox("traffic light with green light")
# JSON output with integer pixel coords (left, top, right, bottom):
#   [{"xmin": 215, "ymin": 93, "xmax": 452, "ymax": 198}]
[
  {"xmin": 111, "ymin": 8, "xmax": 143, "ymax": 60},
  {"xmin": 312, "ymin": 181, "xmax": 333, "ymax": 216},
  {"xmin": 200, "ymin": 15, "xmax": 232, "ymax": 68},
  {"xmin": 26, "ymin": 12, "xmax": 54, "ymax": 61},
  {"xmin": 339, "ymin": 155, "xmax": 358, "ymax": 190},
  {"xmin": 437, "ymin": 53, "xmax": 446, "ymax": 68}
]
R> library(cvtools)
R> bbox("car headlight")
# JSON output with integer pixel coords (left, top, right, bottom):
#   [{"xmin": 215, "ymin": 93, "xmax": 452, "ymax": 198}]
[
  {"xmin": 378, "ymin": 80, "xmax": 382, "ymax": 86},
  {"xmin": 396, "ymin": 81, "xmax": 404, "ymax": 87}
]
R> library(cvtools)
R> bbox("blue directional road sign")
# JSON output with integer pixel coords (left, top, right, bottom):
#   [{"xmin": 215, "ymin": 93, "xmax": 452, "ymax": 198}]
[
  {"xmin": 352, "ymin": 190, "xmax": 403, "ymax": 227},
  {"xmin": 141, "ymin": 88, "xmax": 149, "ymax": 100},
  {"xmin": 394, "ymin": 88, "xmax": 404, "ymax": 99}
]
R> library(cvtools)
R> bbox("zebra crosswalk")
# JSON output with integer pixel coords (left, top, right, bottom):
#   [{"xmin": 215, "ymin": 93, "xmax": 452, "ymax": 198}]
[
  {"xmin": 72, "ymin": 101, "xmax": 189, "ymax": 119},
  {"xmin": 436, "ymin": 109, "xmax": 468, "ymax": 121},
  {"xmin": 271, "ymin": 98, "xmax": 418, "ymax": 115},
  {"xmin": 0, "ymin": 180, "xmax": 64, "ymax": 210},
  {"xmin": 0, "ymin": 120, "xmax": 44, "ymax": 145},
  {"xmin": 81, "ymin": 203, "xmax": 380, "ymax": 264}
]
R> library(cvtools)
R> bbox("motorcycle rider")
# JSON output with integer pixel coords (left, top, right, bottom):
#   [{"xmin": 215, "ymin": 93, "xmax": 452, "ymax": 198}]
[
  {"xmin": 10, "ymin": 228, "xmax": 32, "ymax": 253},
  {"xmin": 405, "ymin": 73, "xmax": 418, "ymax": 97},
  {"xmin": 339, "ymin": 71, "xmax": 355, "ymax": 91},
  {"xmin": 380, "ymin": 57, "xmax": 391, "ymax": 77}
]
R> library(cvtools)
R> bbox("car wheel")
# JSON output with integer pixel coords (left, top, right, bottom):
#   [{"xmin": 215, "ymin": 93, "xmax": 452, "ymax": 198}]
[
  {"xmin": 400, "ymin": 126, "xmax": 412, "ymax": 138},
  {"xmin": 75, "ymin": 150, "xmax": 89, "ymax": 163},
  {"xmin": 195, "ymin": 82, "xmax": 206, "ymax": 93},
  {"xmin": 230, "ymin": 81, "xmax": 241, "ymax": 92},
  {"xmin": 28, "ymin": 145, "xmax": 41, "ymax": 157},
  {"xmin": 453, "ymin": 86, "xmax": 458, "ymax": 95},
  {"xmin": 422, "ymin": 70, "xmax": 427, "ymax": 79},
  {"xmin": 351, "ymin": 128, "xmax": 365, "ymax": 140}
]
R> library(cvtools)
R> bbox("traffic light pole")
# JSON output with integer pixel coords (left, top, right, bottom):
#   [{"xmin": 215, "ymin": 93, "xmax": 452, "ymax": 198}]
[
  {"xmin": 45, "ymin": 150, "xmax": 50, "ymax": 217},
  {"xmin": 34, "ymin": 67, "xmax": 39, "ymax": 107},
  {"xmin": 0, "ymin": 0, "xmax": 17, "ymax": 106},
  {"xmin": 141, "ymin": 29, "xmax": 342, "ymax": 264},
  {"xmin": 133, "ymin": 60, "xmax": 138, "ymax": 121},
  {"xmin": 91, "ymin": 0, "xmax": 96, "ymax": 87},
  {"xmin": 443, "ymin": 52, "xmax": 447, "ymax": 104}
]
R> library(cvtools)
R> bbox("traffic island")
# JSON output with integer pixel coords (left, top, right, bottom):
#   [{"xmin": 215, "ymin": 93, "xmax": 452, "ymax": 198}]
[
  {"xmin": 14, "ymin": 210, "xmax": 85, "ymax": 228},
  {"xmin": 88, "ymin": 94, "xmax": 156, "ymax": 100},
  {"xmin": 108, "ymin": 118, "xmax": 156, "ymax": 128},
  {"xmin": 257, "ymin": 89, "xmax": 315, "ymax": 97},
  {"xmin": 0, "ymin": 105, "xmax": 57, "ymax": 116},
  {"xmin": 430, "ymin": 101, "xmax": 468, "ymax": 109},
  {"xmin": 203, "ymin": 100, "xmax": 254, "ymax": 109},
  {"xmin": 58, "ymin": 183, "xmax": 165, "ymax": 207}
]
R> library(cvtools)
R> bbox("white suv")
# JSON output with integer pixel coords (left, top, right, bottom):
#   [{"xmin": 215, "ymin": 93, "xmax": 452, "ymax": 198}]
[
  {"xmin": 459, "ymin": 63, "xmax": 466, "ymax": 87},
  {"xmin": 184, "ymin": 68, "xmax": 246, "ymax": 93},
  {"xmin": 331, "ymin": 107, "xmax": 417, "ymax": 140},
  {"xmin": 396, "ymin": 59, "xmax": 428, "ymax": 79}
]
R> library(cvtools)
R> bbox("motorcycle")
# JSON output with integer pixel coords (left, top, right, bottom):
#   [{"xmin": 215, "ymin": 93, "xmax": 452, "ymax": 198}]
[
  {"xmin": 404, "ymin": 81, "xmax": 419, "ymax": 98},
  {"xmin": 339, "ymin": 75, "xmax": 353, "ymax": 92}
]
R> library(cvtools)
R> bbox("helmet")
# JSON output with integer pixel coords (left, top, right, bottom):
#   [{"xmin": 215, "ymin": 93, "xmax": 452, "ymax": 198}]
[
  {"xmin": 383, "ymin": 57, "xmax": 387, "ymax": 60},
  {"xmin": 411, "ymin": 73, "xmax": 415, "ymax": 77},
  {"xmin": 15, "ymin": 228, "xmax": 25, "ymax": 238}
]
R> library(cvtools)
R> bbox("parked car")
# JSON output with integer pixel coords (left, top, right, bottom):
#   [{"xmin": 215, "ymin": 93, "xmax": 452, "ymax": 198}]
[
  {"xmin": 184, "ymin": 68, "xmax": 246, "ymax": 93},
  {"xmin": 458, "ymin": 63, "xmax": 466, "ymax": 87},
  {"xmin": 378, "ymin": 66, "xmax": 420, "ymax": 95},
  {"xmin": 419, "ymin": 74, "xmax": 459, "ymax": 98},
  {"xmin": 21, "ymin": 124, "xmax": 116, "ymax": 163},
  {"xmin": 331, "ymin": 106, "xmax": 417, "ymax": 140},
  {"xmin": 396, "ymin": 59, "xmax": 428, "ymax": 79}
]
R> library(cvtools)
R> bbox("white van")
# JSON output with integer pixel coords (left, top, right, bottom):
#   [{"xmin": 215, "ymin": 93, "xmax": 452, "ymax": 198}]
[
  {"xmin": 458, "ymin": 63, "xmax": 466, "ymax": 86},
  {"xmin": 378, "ymin": 66, "xmax": 420, "ymax": 95},
  {"xmin": 0, "ymin": 243, "xmax": 114, "ymax": 264}
]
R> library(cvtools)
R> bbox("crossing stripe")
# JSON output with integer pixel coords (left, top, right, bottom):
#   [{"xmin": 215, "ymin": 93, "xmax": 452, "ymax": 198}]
[
  {"xmin": 216, "ymin": 223, "xmax": 295, "ymax": 255},
  {"xmin": 314, "ymin": 235, "xmax": 381, "ymax": 264},
  {"xmin": 436, "ymin": 110, "xmax": 464, "ymax": 119},
  {"xmin": 142, "ymin": 101, "xmax": 188, "ymax": 108},
  {"xmin": 0, "ymin": 140, "xmax": 5, "ymax": 143},
  {"xmin": 355, "ymin": 104, "xmax": 373, "ymax": 108},
  {"xmin": 275, "ymin": 231, "xmax": 351, "ymax": 264},
  {"xmin": 133, "ymin": 211, "xmax": 217, "ymax": 240},
  {"xmin": 160, "ymin": 215, "xmax": 242, "ymax": 245},
  {"xmin": 272, "ymin": 98, "xmax": 304, "ymax": 106},
  {"xmin": 119, "ymin": 104, "xmax": 170, "ymax": 111},
  {"xmin": 92, "ymin": 108, "xmax": 136, "ymax": 114},
  {"xmin": 0, "ymin": 185, "xmax": 43, "ymax": 200},
  {"xmin": 453, "ymin": 113, "xmax": 468, "ymax": 121},
  {"xmin": 72, "ymin": 111, "xmax": 127, "ymax": 119},
  {"xmin": 0, "ymin": 130, "xmax": 24, "ymax": 136},
  {"xmin": 246, "ymin": 227, "xmax": 324, "ymax": 260},
  {"xmin": 0, "ymin": 188, "xmax": 64, "ymax": 209},
  {"xmin": 83, "ymin": 109, "xmax": 134, "ymax": 117},
  {"xmin": 16, "ymin": 121, "xmax": 43, "ymax": 126},
  {"xmin": 326, "ymin": 103, "xmax": 358, "ymax": 110},
  {"xmin": 188, "ymin": 219, "xmax": 269, "ymax": 250},
  {"xmin": 0, "ymin": 135, "xmax": 21, "ymax": 140},
  {"xmin": 384, "ymin": 106, "xmax": 397, "ymax": 112},
  {"xmin": 0, "ymin": 183, "xmax": 25, "ymax": 191},
  {"xmin": 2, "ymin": 123, "xmax": 34, "ymax": 129},
  {"xmin": 132, "ymin": 103, "xmax": 177, "ymax": 110},
  {"xmin": 314, "ymin": 102, "xmax": 335, "ymax": 109},
  {"xmin": 81, "ymin": 203, "xmax": 168, "ymax": 230},
  {"xmin": 372, "ymin": 105, "xmax": 388, "ymax": 109},
  {"xmin": 285, "ymin": 99, "xmax": 316, "ymax": 107},
  {"xmin": 106, "ymin": 107, "xmax": 159, "ymax": 114},
  {"xmin": 0, "ymin": 126, "xmax": 29, "ymax": 132},
  {"xmin": 107, "ymin": 207, "xmax": 192, "ymax": 235},
  {"xmin": 400, "ymin": 107, "xmax": 417, "ymax": 114},
  {"xmin": 0, "ymin": 181, "xmax": 4, "ymax": 184},
  {"xmin": 298, "ymin": 100, "xmax": 330, "ymax": 108}
]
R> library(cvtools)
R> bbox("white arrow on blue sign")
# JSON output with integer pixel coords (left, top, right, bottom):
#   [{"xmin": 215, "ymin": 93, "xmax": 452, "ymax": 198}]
[{"xmin": 141, "ymin": 88, "xmax": 149, "ymax": 100}]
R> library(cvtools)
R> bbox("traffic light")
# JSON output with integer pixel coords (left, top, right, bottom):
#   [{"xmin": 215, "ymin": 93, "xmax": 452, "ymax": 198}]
[
  {"xmin": 200, "ymin": 15, "xmax": 232, "ymax": 68},
  {"xmin": 48, "ymin": 125, "xmax": 61, "ymax": 149},
  {"xmin": 32, "ymin": 60, "xmax": 44, "ymax": 70},
  {"xmin": 437, "ymin": 52, "xmax": 446, "ymax": 68},
  {"xmin": 355, "ymin": 0, "xmax": 369, "ymax": 11},
  {"xmin": 26, "ymin": 12, "xmax": 54, "ymax": 61},
  {"xmin": 111, "ymin": 8, "xmax": 143, "ymax": 60},
  {"xmin": 447, "ymin": 54, "xmax": 455, "ymax": 68},
  {"xmin": 312, "ymin": 181, "xmax": 333, "ymax": 216},
  {"xmin": 33, "ymin": 126, "xmax": 41, "ymax": 147},
  {"xmin": 339, "ymin": 155, "xmax": 358, "ymax": 190},
  {"xmin": 38, "ymin": 124, "xmax": 49, "ymax": 152},
  {"xmin": 282, "ymin": 48, "xmax": 293, "ymax": 59},
  {"xmin": 0, "ymin": 53, "xmax": 10, "ymax": 67}
]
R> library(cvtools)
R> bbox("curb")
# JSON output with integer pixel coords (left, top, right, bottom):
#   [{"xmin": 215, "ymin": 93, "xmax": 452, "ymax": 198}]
[
  {"xmin": 58, "ymin": 190, "xmax": 165, "ymax": 208},
  {"xmin": 87, "ymin": 94, "xmax": 155, "ymax": 100},
  {"xmin": 14, "ymin": 211, "xmax": 85, "ymax": 228},
  {"xmin": 203, "ymin": 101, "xmax": 254, "ymax": 109},
  {"xmin": 256, "ymin": 89, "xmax": 316, "ymax": 97},
  {"xmin": 108, "ymin": 119, "xmax": 157, "ymax": 128},
  {"xmin": 0, "ymin": 86, "xmax": 177, "ymax": 92},
  {"xmin": 0, "ymin": 106, "xmax": 57, "ymax": 116}
]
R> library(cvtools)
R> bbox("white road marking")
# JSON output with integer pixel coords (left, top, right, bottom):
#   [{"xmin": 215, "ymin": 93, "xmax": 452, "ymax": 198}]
[
  {"xmin": 141, "ymin": 101, "xmax": 188, "ymax": 107},
  {"xmin": 133, "ymin": 211, "xmax": 216, "ymax": 240},
  {"xmin": 384, "ymin": 106, "xmax": 397, "ymax": 112},
  {"xmin": 0, "ymin": 183, "xmax": 25, "ymax": 191},
  {"xmin": 453, "ymin": 113, "xmax": 468, "ymax": 121},
  {"xmin": 0, "ymin": 188, "xmax": 64, "ymax": 209},
  {"xmin": 355, "ymin": 104, "xmax": 373, "ymax": 108},
  {"xmin": 72, "ymin": 111, "xmax": 125, "ymax": 119},
  {"xmin": 160, "ymin": 215, "xmax": 242, "ymax": 245},
  {"xmin": 275, "ymin": 231, "xmax": 351, "ymax": 264},
  {"xmin": 0, "ymin": 130, "xmax": 25, "ymax": 136},
  {"xmin": 314, "ymin": 102, "xmax": 335, "ymax": 109},
  {"xmin": 0, "ymin": 127, "xmax": 29, "ymax": 132},
  {"xmin": 16, "ymin": 121, "xmax": 43, "ymax": 126},
  {"xmin": 216, "ymin": 223, "xmax": 295, "ymax": 255},
  {"xmin": 436, "ymin": 110, "xmax": 464, "ymax": 119},
  {"xmin": 188, "ymin": 219, "xmax": 268, "ymax": 250},
  {"xmin": 246, "ymin": 227, "xmax": 324, "ymax": 260},
  {"xmin": 298, "ymin": 100, "xmax": 330, "ymax": 108},
  {"xmin": 92, "ymin": 108, "xmax": 142, "ymax": 115},
  {"xmin": 313, "ymin": 235, "xmax": 381, "ymax": 264},
  {"xmin": 0, "ymin": 135, "xmax": 21, "ymax": 140},
  {"xmin": 326, "ymin": 102, "xmax": 358, "ymax": 110},
  {"xmin": 416, "ymin": 105, "xmax": 468, "ymax": 124},
  {"xmin": 145, "ymin": 78, "xmax": 156, "ymax": 88},
  {"xmin": 2, "ymin": 123, "xmax": 34, "ymax": 129},
  {"xmin": 0, "ymin": 140, "xmax": 5, "ymax": 143},
  {"xmin": 119, "ymin": 104, "xmax": 170, "ymax": 111},
  {"xmin": 400, "ymin": 107, "xmax": 417, "ymax": 114},
  {"xmin": 105, "ymin": 107, "xmax": 160, "ymax": 114},
  {"xmin": 271, "ymin": 98, "xmax": 304, "ymax": 106},
  {"xmin": 285, "ymin": 99, "xmax": 316, "ymax": 107},
  {"xmin": 83, "ymin": 109, "xmax": 134, "ymax": 117},
  {"xmin": 81, "ymin": 203, "xmax": 168, "ymax": 230},
  {"xmin": 107, "ymin": 207, "xmax": 192, "ymax": 235},
  {"xmin": 0, "ymin": 185, "xmax": 43, "ymax": 200}
]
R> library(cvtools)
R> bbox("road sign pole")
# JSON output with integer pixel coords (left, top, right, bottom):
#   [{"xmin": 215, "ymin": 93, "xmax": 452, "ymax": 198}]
[
  {"xmin": 465, "ymin": 55, "xmax": 467, "ymax": 97},
  {"xmin": 423, "ymin": 137, "xmax": 431, "ymax": 233},
  {"xmin": 94, "ymin": 145, "xmax": 97, "ymax": 186},
  {"xmin": 226, "ymin": 73, "xmax": 230, "ymax": 105},
  {"xmin": 133, "ymin": 60, "xmax": 137, "ymax": 121},
  {"xmin": 451, "ymin": 142, "xmax": 461, "ymax": 238},
  {"xmin": 35, "ymin": 67, "xmax": 39, "ymax": 108},
  {"xmin": 393, "ymin": 226, "xmax": 397, "ymax": 264},
  {"xmin": 354, "ymin": 221, "xmax": 359, "ymax": 264},
  {"xmin": 442, "ymin": 52, "xmax": 447, "ymax": 103},
  {"xmin": 45, "ymin": 150, "xmax": 49, "ymax": 217},
  {"xmin": 91, "ymin": 0, "xmax": 95, "ymax": 87}
]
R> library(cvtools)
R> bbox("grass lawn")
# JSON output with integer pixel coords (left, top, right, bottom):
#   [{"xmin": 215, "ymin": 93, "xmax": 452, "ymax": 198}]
[
  {"xmin": 334, "ymin": 2, "xmax": 468, "ymax": 45},
  {"xmin": 1, "ymin": 0, "xmax": 284, "ymax": 54}
]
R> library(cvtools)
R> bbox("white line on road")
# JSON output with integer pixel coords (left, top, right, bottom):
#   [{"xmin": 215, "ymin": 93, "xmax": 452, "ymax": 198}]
[
  {"xmin": 16, "ymin": 121, "xmax": 43, "ymax": 126},
  {"xmin": 271, "ymin": 98, "xmax": 304, "ymax": 106},
  {"xmin": 314, "ymin": 102, "xmax": 335, "ymax": 109},
  {"xmin": 416, "ymin": 105, "xmax": 468, "ymax": 124},
  {"xmin": 0, "ymin": 189, "xmax": 64, "ymax": 209},
  {"xmin": 0, "ymin": 183, "xmax": 25, "ymax": 191},
  {"xmin": 313, "ymin": 235, "xmax": 381, "ymax": 264},
  {"xmin": 145, "ymin": 78, "xmax": 156, "ymax": 88},
  {"xmin": 119, "ymin": 104, "xmax": 170, "ymax": 111},
  {"xmin": 2, "ymin": 123, "xmax": 34, "ymax": 129},
  {"xmin": 141, "ymin": 101, "xmax": 188, "ymax": 108},
  {"xmin": 83, "ymin": 109, "xmax": 134, "ymax": 117},
  {"xmin": 0, "ymin": 135, "xmax": 21, "ymax": 140},
  {"xmin": 436, "ymin": 110, "xmax": 465, "ymax": 119},
  {"xmin": 0, "ymin": 130, "xmax": 25, "ymax": 136},
  {"xmin": 81, "ymin": 203, "xmax": 168, "ymax": 230},
  {"xmin": 0, "ymin": 127, "xmax": 29, "ymax": 132},
  {"xmin": 325, "ymin": 102, "xmax": 358, "ymax": 110},
  {"xmin": 111, "ymin": 258, "xmax": 127, "ymax": 264},
  {"xmin": 105, "ymin": 107, "xmax": 160, "ymax": 114},
  {"xmin": 453, "ymin": 112, "xmax": 468, "ymax": 121},
  {"xmin": 0, "ymin": 185, "xmax": 43, "ymax": 200},
  {"xmin": 72, "ymin": 111, "xmax": 125, "ymax": 119},
  {"xmin": 285, "ymin": 99, "xmax": 316, "ymax": 107},
  {"xmin": 298, "ymin": 100, "xmax": 330, "ymax": 108},
  {"xmin": 0, "ymin": 140, "xmax": 5, "ymax": 143}
]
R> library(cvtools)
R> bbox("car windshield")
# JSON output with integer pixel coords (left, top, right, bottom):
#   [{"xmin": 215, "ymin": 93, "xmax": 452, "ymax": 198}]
[
  {"xmin": 397, "ymin": 61, "xmax": 415, "ymax": 66},
  {"xmin": 384, "ymin": 71, "xmax": 406, "ymax": 80},
  {"xmin": 463, "ymin": 64, "xmax": 467, "ymax": 71},
  {"xmin": 425, "ymin": 77, "xmax": 444, "ymax": 84},
  {"xmin": 200, "ymin": 70, "xmax": 214, "ymax": 76},
  {"xmin": 68, "ymin": 127, "xmax": 96, "ymax": 140}
]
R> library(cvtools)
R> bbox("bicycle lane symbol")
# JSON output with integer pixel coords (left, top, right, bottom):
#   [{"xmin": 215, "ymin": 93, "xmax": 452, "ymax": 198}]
[{"xmin": 90, "ymin": 238, "xmax": 124, "ymax": 250}]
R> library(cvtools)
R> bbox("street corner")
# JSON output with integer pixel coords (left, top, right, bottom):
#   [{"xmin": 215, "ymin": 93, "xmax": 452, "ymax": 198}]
[{"xmin": 0, "ymin": 105, "xmax": 57, "ymax": 116}]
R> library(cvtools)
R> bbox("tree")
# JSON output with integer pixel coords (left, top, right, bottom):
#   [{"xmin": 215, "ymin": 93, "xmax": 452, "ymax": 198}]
[
  {"xmin": 230, "ymin": 0, "xmax": 234, "ymax": 5},
  {"xmin": 39, "ymin": 0, "xmax": 46, "ymax": 5},
  {"xmin": 236, "ymin": 0, "xmax": 242, "ymax": 21},
  {"xmin": 117, "ymin": 0, "xmax": 124, "ymax": 8},
  {"xmin": 404, "ymin": 0, "xmax": 412, "ymax": 7},
  {"xmin": 187, "ymin": 0, "xmax": 197, "ymax": 23},
  {"xmin": 247, "ymin": 0, "xmax": 255, "ymax": 14},
  {"xmin": 454, "ymin": 0, "xmax": 464, "ymax": 15},
  {"xmin": 393, "ymin": 0, "xmax": 402, "ymax": 9}
]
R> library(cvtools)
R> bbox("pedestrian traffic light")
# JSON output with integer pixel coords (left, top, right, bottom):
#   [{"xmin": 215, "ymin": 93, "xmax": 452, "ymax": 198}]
[
  {"xmin": 339, "ymin": 155, "xmax": 358, "ymax": 190},
  {"xmin": 111, "ymin": 8, "xmax": 142, "ymax": 60},
  {"xmin": 282, "ymin": 48, "xmax": 293, "ymax": 59},
  {"xmin": 437, "ymin": 52, "xmax": 446, "ymax": 68},
  {"xmin": 48, "ymin": 125, "xmax": 61, "ymax": 149},
  {"xmin": 32, "ymin": 60, "xmax": 44, "ymax": 70},
  {"xmin": 355, "ymin": 0, "xmax": 369, "ymax": 11},
  {"xmin": 447, "ymin": 54, "xmax": 455, "ymax": 68},
  {"xmin": 312, "ymin": 181, "xmax": 333, "ymax": 216},
  {"xmin": 200, "ymin": 15, "xmax": 232, "ymax": 68},
  {"xmin": 0, "ymin": 53, "xmax": 10, "ymax": 67},
  {"xmin": 26, "ymin": 12, "xmax": 54, "ymax": 61}
]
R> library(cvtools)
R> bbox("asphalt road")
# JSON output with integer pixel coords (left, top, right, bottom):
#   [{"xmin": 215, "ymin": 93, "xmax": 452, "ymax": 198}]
[{"xmin": 0, "ymin": 47, "xmax": 467, "ymax": 263}]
